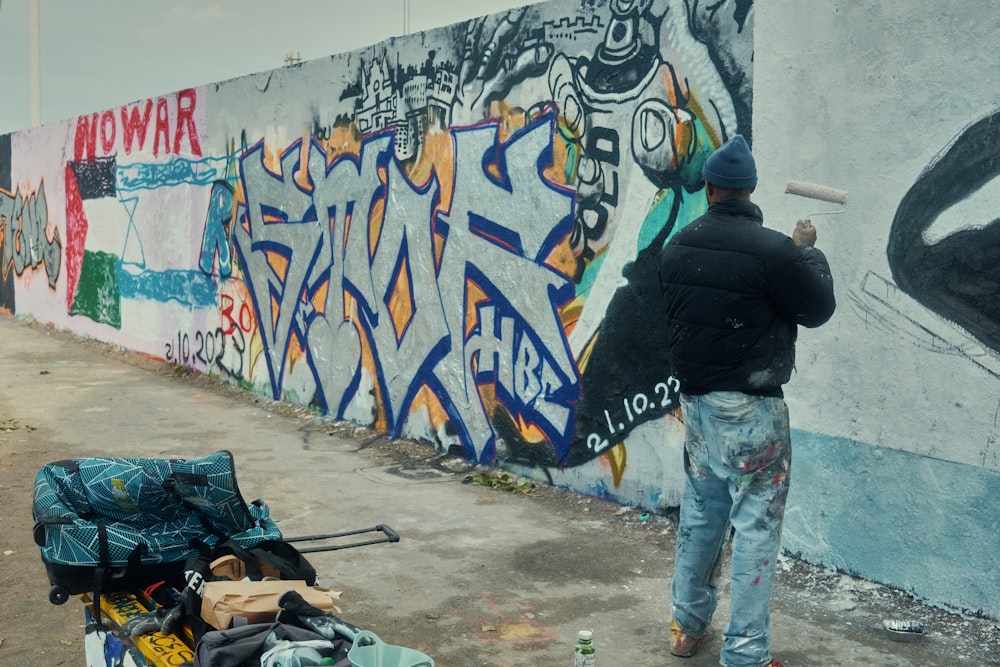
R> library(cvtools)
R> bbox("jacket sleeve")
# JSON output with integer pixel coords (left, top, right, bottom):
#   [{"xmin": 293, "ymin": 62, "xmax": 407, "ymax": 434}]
[{"xmin": 768, "ymin": 244, "xmax": 836, "ymax": 328}]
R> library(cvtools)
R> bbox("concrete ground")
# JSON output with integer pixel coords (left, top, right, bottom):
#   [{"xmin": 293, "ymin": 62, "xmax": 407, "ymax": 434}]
[{"xmin": 0, "ymin": 315, "xmax": 997, "ymax": 666}]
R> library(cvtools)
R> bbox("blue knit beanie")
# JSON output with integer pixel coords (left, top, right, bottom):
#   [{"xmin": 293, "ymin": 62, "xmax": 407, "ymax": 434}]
[{"xmin": 702, "ymin": 134, "xmax": 757, "ymax": 189}]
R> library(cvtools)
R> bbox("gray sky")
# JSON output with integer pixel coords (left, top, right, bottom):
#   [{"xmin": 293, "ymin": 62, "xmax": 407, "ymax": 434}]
[{"xmin": 0, "ymin": 0, "xmax": 539, "ymax": 135}]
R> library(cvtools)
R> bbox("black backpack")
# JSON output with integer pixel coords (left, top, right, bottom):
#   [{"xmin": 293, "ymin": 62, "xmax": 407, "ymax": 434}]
[{"xmin": 174, "ymin": 537, "xmax": 320, "ymax": 643}]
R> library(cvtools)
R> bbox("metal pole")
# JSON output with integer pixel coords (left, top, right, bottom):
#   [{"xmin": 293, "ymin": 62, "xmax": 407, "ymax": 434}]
[
  {"xmin": 403, "ymin": 0, "xmax": 410, "ymax": 35},
  {"xmin": 30, "ymin": 0, "xmax": 41, "ymax": 126}
]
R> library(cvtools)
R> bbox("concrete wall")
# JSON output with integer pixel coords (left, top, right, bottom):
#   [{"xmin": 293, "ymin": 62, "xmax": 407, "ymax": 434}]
[
  {"xmin": 753, "ymin": 1, "xmax": 1000, "ymax": 618},
  {"xmin": 1, "ymin": 0, "xmax": 997, "ymax": 618}
]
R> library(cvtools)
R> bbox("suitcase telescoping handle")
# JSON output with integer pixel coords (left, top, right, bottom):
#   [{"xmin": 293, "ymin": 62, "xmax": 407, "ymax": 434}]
[{"xmin": 284, "ymin": 524, "xmax": 400, "ymax": 553}]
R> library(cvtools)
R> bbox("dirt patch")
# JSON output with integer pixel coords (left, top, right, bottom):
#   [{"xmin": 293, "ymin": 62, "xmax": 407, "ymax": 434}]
[{"xmin": 1, "ymin": 416, "xmax": 82, "ymax": 665}]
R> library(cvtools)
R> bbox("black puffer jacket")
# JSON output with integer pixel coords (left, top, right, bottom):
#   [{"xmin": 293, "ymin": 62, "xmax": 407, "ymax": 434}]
[{"xmin": 658, "ymin": 198, "xmax": 835, "ymax": 396}]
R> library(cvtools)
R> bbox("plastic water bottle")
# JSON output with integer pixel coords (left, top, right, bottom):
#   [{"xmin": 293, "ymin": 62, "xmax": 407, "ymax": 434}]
[{"xmin": 574, "ymin": 630, "xmax": 595, "ymax": 666}]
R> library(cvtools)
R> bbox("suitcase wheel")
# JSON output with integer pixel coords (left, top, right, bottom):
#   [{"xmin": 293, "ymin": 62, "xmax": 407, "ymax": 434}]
[{"xmin": 49, "ymin": 585, "xmax": 70, "ymax": 605}]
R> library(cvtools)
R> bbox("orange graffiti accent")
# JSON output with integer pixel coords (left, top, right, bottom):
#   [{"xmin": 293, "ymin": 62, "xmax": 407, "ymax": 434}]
[
  {"xmin": 244, "ymin": 325, "xmax": 265, "ymax": 382},
  {"xmin": 649, "ymin": 58, "xmax": 683, "ymax": 107},
  {"xmin": 324, "ymin": 123, "xmax": 363, "ymax": 162},
  {"xmin": 477, "ymin": 380, "xmax": 495, "ymax": 402},
  {"xmin": 338, "ymin": 207, "xmax": 352, "ymax": 258},
  {"xmin": 295, "ymin": 139, "xmax": 313, "ymax": 191},
  {"xmin": 261, "ymin": 208, "xmax": 285, "ymax": 224},
  {"xmin": 343, "ymin": 292, "xmax": 356, "ymax": 324},
  {"xmin": 227, "ymin": 139, "xmax": 249, "ymax": 222},
  {"xmin": 311, "ymin": 277, "xmax": 329, "ymax": 318},
  {"xmin": 410, "ymin": 130, "xmax": 456, "ymax": 269},
  {"xmin": 492, "ymin": 101, "xmax": 529, "ymax": 144},
  {"xmin": 265, "ymin": 250, "xmax": 289, "ymax": 285},
  {"xmin": 465, "ymin": 280, "xmax": 489, "ymax": 339},
  {"xmin": 544, "ymin": 135, "xmax": 574, "ymax": 188},
  {"xmin": 515, "ymin": 414, "xmax": 546, "ymax": 443},
  {"xmin": 357, "ymin": 322, "xmax": 388, "ymax": 433},
  {"xmin": 479, "ymin": 101, "xmax": 576, "ymax": 196},
  {"xmin": 485, "ymin": 161, "xmax": 502, "ymax": 181},
  {"xmin": 408, "ymin": 384, "xmax": 449, "ymax": 429},
  {"xmin": 433, "ymin": 231, "xmax": 445, "ymax": 272},
  {"xmin": 419, "ymin": 131, "xmax": 455, "ymax": 179},
  {"xmin": 404, "ymin": 127, "xmax": 445, "ymax": 189},
  {"xmin": 607, "ymin": 441, "xmax": 627, "ymax": 487},
  {"xmin": 545, "ymin": 237, "xmax": 578, "ymax": 283},
  {"xmin": 259, "ymin": 143, "xmax": 285, "ymax": 176},
  {"xmin": 681, "ymin": 95, "xmax": 724, "ymax": 152},
  {"xmin": 368, "ymin": 164, "xmax": 389, "ymax": 260},
  {"xmin": 674, "ymin": 112, "xmax": 697, "ymax": 168},
  {"xmin": 286, "ymin": 329, "xmax": 306, "ymax": 375},
  {"xmin": 477, "ymin": 383, "xmax": 502, "ymax": 428},
  {"xmin": 269, "ymin": 294, "xmax": 281, "ymax": 334},
  {"xmin": 559, "ymin": 296, "xmax": 583, "ymax": 339},
  {"xmin": 387, "ymin": 256, "xmax": 414, "ymax": 344}
]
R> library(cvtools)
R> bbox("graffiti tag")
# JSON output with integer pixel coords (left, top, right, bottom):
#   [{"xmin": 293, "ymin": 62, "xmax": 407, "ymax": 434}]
[
  {"xmin": 233, "ymin": 114, "xmax": 578, "ymax": 462},
  {"xmin": 0, "ymin": 183, "xmax": 61, "ymax": 288}
]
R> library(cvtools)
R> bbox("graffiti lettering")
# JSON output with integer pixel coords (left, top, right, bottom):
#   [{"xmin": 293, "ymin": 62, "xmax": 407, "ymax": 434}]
[
  {"xmin": 220, "ymin": 293, "xmax": 254, "ymax": 337},
  {"xmin": 473, "ymin": 303, "xmax": 570, "ymax": 432},
  {"xmin": 74, "ymin": 88, "xmax": 203, "ymax": 162},
  {"xmin": 145, "ymin": 634, "xmax": 195, "ymax": 665},
  {"xmin": 432, "ymin": 118, "xmax": 577, "ymax": 460},
  {"xmin": 233, "ymin": 114, "xmax": 577, "ymax": 462},
  {"xmin": 166, "ymin": 331, "xmax": 192, "ymax": 365},
  {"xmin": 106, "ymin": 592, "xmax": 145, "ymax": 619},
  {"xmin": 586, "ymin": 377, "xmax": 680, "ymax": 454},
  {"xmin": 216, "ymin": 326, "xmax": 246, "ymax": 380},
  {"xmin": 200, "ymin": 181, "xmax": 235, "ymax": 277},
  {"xmin": 165, "ymin": 327, "xmax": 245, "ymax": 381},
  {"xmin": 0, "ymin": 183, "xmax": 62, "ymax": 288}
]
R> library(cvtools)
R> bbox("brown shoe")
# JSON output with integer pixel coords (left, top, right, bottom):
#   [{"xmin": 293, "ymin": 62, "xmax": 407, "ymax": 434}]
[{"xmin": 669, "ymin": 618, "xmax": 713, "ymax": 657}]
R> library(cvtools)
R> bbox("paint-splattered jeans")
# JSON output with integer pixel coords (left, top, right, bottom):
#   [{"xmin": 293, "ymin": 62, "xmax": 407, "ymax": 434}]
[{"xmin": 670, "ymin": 391, "xmax": 791, "ymax": 667}]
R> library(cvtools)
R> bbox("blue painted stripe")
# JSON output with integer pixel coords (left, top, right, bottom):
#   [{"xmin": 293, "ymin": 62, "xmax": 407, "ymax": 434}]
[
  {"xmin": 785, "ymin": 429, "xmax": 1000, "ymax": 616},
  {"xmin": 116, "ymin": 264, "xmax": 218, "ymax": 308}
]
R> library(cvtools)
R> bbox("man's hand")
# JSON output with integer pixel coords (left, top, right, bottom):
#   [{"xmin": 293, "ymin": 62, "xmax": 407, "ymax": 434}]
[{"xmin": 793, "ymin": 220, "xmax": 817, "ymax": 247}]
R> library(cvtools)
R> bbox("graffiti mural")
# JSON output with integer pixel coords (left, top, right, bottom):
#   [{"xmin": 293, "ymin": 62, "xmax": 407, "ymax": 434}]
[
  {"xmin": 232, "ymin": 116, "xmax": 578, "ymax": 462},
  {"xmin": 0, "ymin": 181, "xmax": 61, "ymax": 294},
  {"xmin": 211, "ymin": 0, "xmax": 752, "ymax": 470},
  {"xmin": 887, "ymin": 110, "xmax": 1000, "ymax": 358},
  {"xmin": 8, "ymin": 0, "xmax": 1000, "ymax": 621},
  {"xmin": 64, "ymin": 89, "xmax": 223, "ymax": 330},
  {"xmin": 0, "ymin": 122, "xmax": 61, "ymax": 311},
  {"xmin": 1, "ymin": 0, "xmax": 753, "ymax": 500}
]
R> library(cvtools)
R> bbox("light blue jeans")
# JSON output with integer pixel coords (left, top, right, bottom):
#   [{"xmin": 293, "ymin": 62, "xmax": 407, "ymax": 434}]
[{"xmin": 670, "ymin": 391, "xmax": 791, "ymax": 667}]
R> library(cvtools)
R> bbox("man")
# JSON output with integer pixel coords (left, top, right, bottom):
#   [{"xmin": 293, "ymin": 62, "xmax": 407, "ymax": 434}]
[{"xmin": 658, "ymin": 135, "xmax": 836, "ymax": 667}]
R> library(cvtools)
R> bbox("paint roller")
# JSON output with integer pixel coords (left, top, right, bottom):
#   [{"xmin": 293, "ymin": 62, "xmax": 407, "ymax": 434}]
[{"xmin": 784, "ymin": 179, "xmax": 848, "ymax": 228}]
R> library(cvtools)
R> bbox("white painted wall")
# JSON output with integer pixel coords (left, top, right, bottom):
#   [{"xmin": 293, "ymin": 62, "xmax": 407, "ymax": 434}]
[
  {"xmin": 753, "ymin": 1, "xmax": 1000, "ymax": 615},
  {"xmin": 755, "ymin": 2, "xmax": 1000, "ymax": 471}
]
